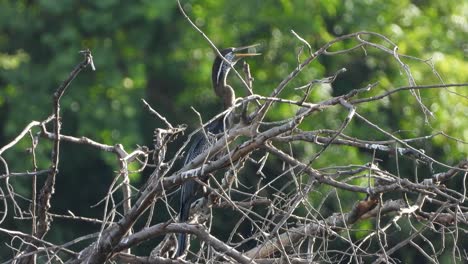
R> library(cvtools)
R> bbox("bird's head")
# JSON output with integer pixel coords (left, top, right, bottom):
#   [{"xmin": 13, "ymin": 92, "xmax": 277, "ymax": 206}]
[{"xmin": 211, "ymin": 44, "xmax": 260, "ymax": 92}]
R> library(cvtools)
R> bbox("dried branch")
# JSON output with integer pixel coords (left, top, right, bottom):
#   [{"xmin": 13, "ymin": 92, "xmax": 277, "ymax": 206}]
[{"xmin": 14, "ymin": 49, "xmax": 94, "ymax": 264}]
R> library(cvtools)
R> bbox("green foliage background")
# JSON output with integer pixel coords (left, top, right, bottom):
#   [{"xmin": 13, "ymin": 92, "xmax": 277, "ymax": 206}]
[{"xmin": 0, "ymin": 0, "xmax": 466, "ymax": 261}]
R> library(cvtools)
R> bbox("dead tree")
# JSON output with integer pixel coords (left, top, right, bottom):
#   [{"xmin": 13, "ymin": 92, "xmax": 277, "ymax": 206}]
[{"xmin": 0, "ymin": 9, "xmax": 467, "ymax": 264}]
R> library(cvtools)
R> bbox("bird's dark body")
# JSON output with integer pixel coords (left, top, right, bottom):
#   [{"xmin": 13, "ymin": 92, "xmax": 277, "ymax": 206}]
[{"xmin": 176, "ymin": 118, "xmax": 226, "ymax": 257}]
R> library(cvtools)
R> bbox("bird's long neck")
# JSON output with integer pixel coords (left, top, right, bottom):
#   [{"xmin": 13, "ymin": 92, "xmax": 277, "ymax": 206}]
[
  {"xmin": 212, "ymin": 52, "xmax": 236, "ymax": 109},
  {"xmin": 218, "ymin": 83, "xmax": 235, "ymax": 109}
]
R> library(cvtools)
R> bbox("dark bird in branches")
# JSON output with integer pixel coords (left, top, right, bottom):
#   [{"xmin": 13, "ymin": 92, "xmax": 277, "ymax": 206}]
[{"xmin": 176, "ymin": 45, "xmax": 259, "ymax": 258}]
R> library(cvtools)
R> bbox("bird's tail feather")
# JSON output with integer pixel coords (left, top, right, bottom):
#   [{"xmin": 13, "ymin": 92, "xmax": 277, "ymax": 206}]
[
  {"xmin": 176, "ymin": 233, "xmax": 187, "ymax": 257},
  {"xmin": 176, "ymin": 202, "xmax": 191, "ymax": 257}
]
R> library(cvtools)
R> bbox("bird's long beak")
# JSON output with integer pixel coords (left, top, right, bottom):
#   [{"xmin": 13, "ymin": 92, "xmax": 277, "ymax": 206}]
[{"xmin": 233, "ymin": 44, "xmax": 261, "ymax": 58}]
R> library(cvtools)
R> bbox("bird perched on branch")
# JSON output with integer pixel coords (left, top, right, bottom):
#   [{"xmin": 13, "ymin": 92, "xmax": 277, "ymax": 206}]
[{"xmin": 176, "ymin": 45, "xmax": 259, "ymax": 258}]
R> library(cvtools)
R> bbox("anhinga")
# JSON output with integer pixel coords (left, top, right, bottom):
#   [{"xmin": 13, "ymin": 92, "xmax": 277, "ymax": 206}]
[{"xmin": 177, "ymin": 45, "xmax": 259, "ymax": 257}]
